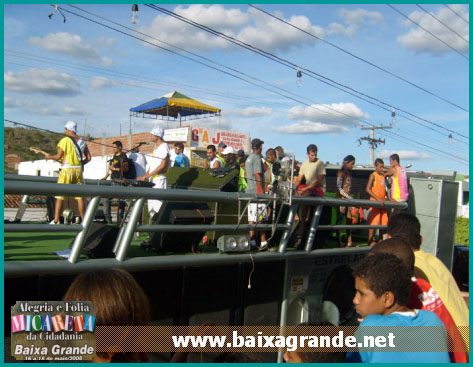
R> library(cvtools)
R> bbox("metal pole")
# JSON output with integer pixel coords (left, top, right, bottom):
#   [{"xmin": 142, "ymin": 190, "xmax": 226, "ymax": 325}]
[
  {"xmin": 14, "ymin": 195, "xmax": 30, "ymax": 222},
  {"xmin": 115, "ymin": 198, "xmax": 145, "ymax": 262},
  {"xmin": 68, "ymin": 196, "xmax": 101, "ymax": 264},
  {"xmin": 304, "ymin": 205, "xmax": 323, "ymax": 252},
  {"xmin": 370, "ymin": 128, "xmax": 375, "ymax": 166},
  {"xmin": 278, "ymin": 204, "xmax": 298, "ymax": 253},
  {"xmin": 277, "ymin": 259, "xmax": 290, "ymax": 363}
]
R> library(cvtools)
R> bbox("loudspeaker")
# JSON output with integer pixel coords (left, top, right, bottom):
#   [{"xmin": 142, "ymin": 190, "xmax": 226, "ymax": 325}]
[
  {"xmin": 70, "ymin": 223, "xmax": 119, "ymax": 258},
  {"xmin": 150, "ymin": 202, "xmax": 213, "ymax": 253},
  {"xmin": 409, "ymin": 178, "xmax": 459, "ymax": 270}
]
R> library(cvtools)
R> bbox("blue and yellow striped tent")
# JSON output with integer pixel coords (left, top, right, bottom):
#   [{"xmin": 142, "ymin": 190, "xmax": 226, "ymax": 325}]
[{"xmin": 130, "ymin": 91, "xmax": 220, "ymax": 123}]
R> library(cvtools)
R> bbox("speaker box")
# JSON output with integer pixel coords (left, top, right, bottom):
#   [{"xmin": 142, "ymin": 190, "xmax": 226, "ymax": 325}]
[
  {"xmin": 408, "ymin": 178, "xmax": 459, "ymax": 270},
  {"xmin": 150, "ymin": 202, "xmax": 214, "ymax": 253},
  {"xmin": 69, "ymin": 223, "xmax": 119, "ymax": 258}
]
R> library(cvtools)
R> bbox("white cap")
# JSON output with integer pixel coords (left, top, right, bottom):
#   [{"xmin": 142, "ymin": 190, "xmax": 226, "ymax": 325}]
[
  {"xmin": 222, "ymin": 146, "xmax": 235, "ymax": 155},
  {"xmin": 150, "ymin": 126, "xmax": 164, "ymax": 139},
  {"xmin": 64, "ymin": 121, "xmax": 77, "ymax": 134}
]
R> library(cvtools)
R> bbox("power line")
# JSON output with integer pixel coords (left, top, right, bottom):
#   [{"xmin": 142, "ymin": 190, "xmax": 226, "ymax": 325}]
[
  {"xmin": 60, "ymin": 5, "xmax": 378, "ymax": 128},
  {"xmin": 387, "ymin": 4, "xmax": 468, "ymax": 60},
  {"xmin": 4, "ymin": 49, "xmax": 294, "ymax": 110},
  {"xmin": 248, "ymin": 4, "xmax": 469, "ymax": 113},
  {"xmin": 49, "ymin": 5, "xmax": 468, "ymax": 162},
  {"xmin": 443, "ymin": 4, "xmax": 469, "ymax": 24},
  {"xmin": 147, "ymin": 4, "xmax": 469, "ymax": 141},
  {"xmin": 377, "ymin": 128, "xmax": 468, "ymax": 165},
  {"xmin": 415, "ymin": 4, "xmax": 469, "ymax": 44},
  {"xmin": 6, "ymin": 54, "xmax": 468, "ymax": 156}
]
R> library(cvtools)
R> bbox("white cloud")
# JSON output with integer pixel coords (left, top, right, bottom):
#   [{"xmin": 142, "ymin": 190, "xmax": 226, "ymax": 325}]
[
  {"xmin": 272, "ymin": 120, "xmax": 349, "ymax": 134},
  {"xmin": 328, "ymin": 8, "xmax": 384, "ymax": 36},
  {"xmin": 238, "ymin": 8, "xmax": 324, "ymax": 52},
  {"xmin": 62, "ymin": 106, "xmax": 87, "ymax": 116},
  {"xmin": 4, "ymin": 97, "xmax": 28, "ymax": 108},
  {"xmin": 25, "ymin": 106, "xmax": 87, "ymax": 116},
  {"xmin": 271, "ymin": 102, "xmax": 368, "ymax": 134},
  {"xmin": 397, "ymin": 5, "xmax": 469, "ymax": 55},
  {"xmin": 28, "ymin": 32, "xmax": 114, "ymax": 66},
  {"xmin": 90, "ymin": 76, "xmax": 121, "ymax": 89},
  {"xmin": 378, "ymin": 149, "xmax": 431, "ymax": 161},
  {"xmin": 141, "ymin": 5, "xmax": 324, "ymax": 53},
  {"xmin": 226, "ymin": 106, "xmax": 272, "ymax": 117},
  {"xmin": 4, "ymin": 68, "xmax": 81, "ymax": 96},
  {"xmin": 95, "ymin": 36, "xmax": 117, "ymax": 51},
  {"xmin": 288, "ymin": 102, "xmax": 369, "ymax": 126}
]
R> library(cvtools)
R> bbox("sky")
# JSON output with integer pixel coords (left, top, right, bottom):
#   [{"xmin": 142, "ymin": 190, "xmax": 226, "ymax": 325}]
[{"xmin": 3, "ymin": 4, "xmax": 469, "ymax": 173}]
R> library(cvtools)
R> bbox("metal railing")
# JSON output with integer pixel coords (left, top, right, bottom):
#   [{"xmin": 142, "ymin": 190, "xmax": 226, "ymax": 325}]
[{"xmin": 5, "ymin": 175, "xmax": 406, "ymax": 270}]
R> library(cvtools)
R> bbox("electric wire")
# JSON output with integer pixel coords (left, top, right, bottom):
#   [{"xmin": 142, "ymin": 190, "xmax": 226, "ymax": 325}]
[
  {"xmin": 4, "ymin": 49, "xmax": 300, "ymax": 111},
  {"xmin": 376, "ymin": 128, "xmax": 468, "ymax": 165},
  {"xmin": 443, "ymin": 4, "xmax": 469, "ymax": 24},
  {"xmin": 387, "ymin": 4, "xmax": 469, "ymax": 60},
  {"xmin": 416, "ymin": 4, "xmax": 469, "ymax": 44},
  {"xmin": 36, "ymin": 5, "xmax": 469, "ymax": 161},
  {"xmin": 59, "ymin": 5, "xmax": 386, "ymax": 130},
  {"xmin": 147, "ymin": 4, "xmax": 469, "ymax": 140},
  {"xmin": 248, "ymin": 4, "xmax": 469, "ymax": 114}
]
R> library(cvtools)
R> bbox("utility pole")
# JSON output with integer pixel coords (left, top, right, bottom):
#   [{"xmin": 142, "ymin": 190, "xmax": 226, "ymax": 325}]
[{"xmin": 358, "ymin": 109, "xmax": 395, "ymax": 165}]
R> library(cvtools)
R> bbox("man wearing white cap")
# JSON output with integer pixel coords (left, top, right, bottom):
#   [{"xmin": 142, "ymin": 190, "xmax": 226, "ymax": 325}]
[
  {"xmin": 44, "ymin": 121, "xmax": 86, "ymax": 224},
  {"xmin": 138, "ymin": 126, "xmax": 170, "ymax": 216}
]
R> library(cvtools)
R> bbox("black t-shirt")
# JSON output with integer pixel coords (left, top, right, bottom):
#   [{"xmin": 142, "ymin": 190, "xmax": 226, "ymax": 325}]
[{"xmin": 110, "ymin": 152, "xmax": 129, "ymax": 180}]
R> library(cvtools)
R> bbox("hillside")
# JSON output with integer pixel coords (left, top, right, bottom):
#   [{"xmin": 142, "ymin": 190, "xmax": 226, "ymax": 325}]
[{"xmin": 4, "ymin": 127, "xmax": 94, "ymax": 173}]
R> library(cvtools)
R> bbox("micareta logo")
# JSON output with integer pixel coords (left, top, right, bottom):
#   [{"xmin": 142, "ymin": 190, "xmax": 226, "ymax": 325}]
[{"xmin": 11, "ymin": 302, "xmax": 95, "ymax": 333}]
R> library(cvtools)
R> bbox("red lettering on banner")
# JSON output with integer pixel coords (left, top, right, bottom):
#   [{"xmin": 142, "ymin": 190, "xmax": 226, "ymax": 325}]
[
  {"xmin": 212, "ymin": 132, "xmax": 221, "ymax": 144},
  {"xmin": 191, "ymin": 129, "xmax": 199, "ymax": 142}
]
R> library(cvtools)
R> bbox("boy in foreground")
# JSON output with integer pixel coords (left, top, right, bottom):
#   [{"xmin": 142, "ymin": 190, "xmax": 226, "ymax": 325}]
[
  {"xmin": 347, "ymin": 253, "xmax": 450, "ymax": 363},
  {"xmin": 370, "ymin": 238, "xmax": 468, "ymax": 363}
]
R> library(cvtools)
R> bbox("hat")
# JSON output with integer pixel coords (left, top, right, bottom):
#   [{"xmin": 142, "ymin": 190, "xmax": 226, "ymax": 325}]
[
  {"xmin": 237, "ymin": 149, "xmax": 245, "ymax": 156},
  {"xmin": 150, "ymin": 126, "xmax": 164, "ymax": 139},
  {"xmin": 251, "ymin": 138, "xmax": 264, "ymax": 148},
  {"xmin": 64, "ymin": 121, "xmax": 77, "ymax": 134},
  {"xmin": 218, "ymin": 142, "xmax": 227, "ymax": 148},
  {"xmin": 222, "ymin": 146, "xmax": 235, "ymax": 155}
]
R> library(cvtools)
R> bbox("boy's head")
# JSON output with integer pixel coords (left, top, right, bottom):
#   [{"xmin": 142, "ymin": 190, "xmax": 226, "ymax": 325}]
[
  {"xmin": 374, "ymin": 158, "xmax": 384, "ymax": 174},
  {"xmin": 306, "ymin": 144, "xmax": 318, "ymax": 162},
  {"xmin": 387, "ymin": 212, "xmax": 422, "ymax": 251},
  {"xmin": 206, "ymin": 144, "xmax": 217, "ymax": 160},
  {"xmin": 370, "ymin": 238, "xmax": 415, "ymax": 276},
  {"xmin": 342, "ymin": 155, "xmax": 355, "ymax": 170},
  {"xmin": 283, "ymin": 322, "xmax": 346, "ymax": 363},
  {"xmin": 353, "ymin": 253, "xmax": 411, "ymax": 319},
  {"xmin": 174, "ymin": 142, "xmax": 184, "ymax": 155},
  {"xmin": 389, "ymin": 153, "xmax": 400, "ymax": 166},
  {"xmin": 265, "ymin": 148, "xmax": 277, "ymax": 163}
]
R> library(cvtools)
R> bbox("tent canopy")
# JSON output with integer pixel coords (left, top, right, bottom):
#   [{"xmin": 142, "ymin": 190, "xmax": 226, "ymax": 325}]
[{"xmin": 130, "ymin": 91, "xmax": 220, "ymax": 119}]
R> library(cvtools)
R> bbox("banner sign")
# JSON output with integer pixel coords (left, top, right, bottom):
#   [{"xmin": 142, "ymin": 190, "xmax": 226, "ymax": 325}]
[
  {"xmin": 163, "ymin": 127, "xmax": 189, "ymax": 142},
  {"xmin": 11, "ymin": 301, "xmax": 96, "ymax": 361},
  {"xmin": 190, "ymin": 127, "xmax": 249, "ymax": 151}
]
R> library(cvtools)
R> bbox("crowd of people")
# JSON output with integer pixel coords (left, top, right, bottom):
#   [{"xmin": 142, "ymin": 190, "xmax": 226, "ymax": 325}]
[
  {"xmin": 43, "ymin": 123, "xmax": 411, "ymax": 251},
  {"xmin": 30, "ymin": 121, "xmax": 468, "ymax": 363}
]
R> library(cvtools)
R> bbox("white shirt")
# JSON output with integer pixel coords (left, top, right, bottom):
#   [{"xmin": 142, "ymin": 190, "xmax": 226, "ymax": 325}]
[
  {"xmin": 210, "ymin": 157, "xmax": 221, "ymax": 169},
  {"xmin": 129, "ymin": 152, "xmax": 147, "ymax": 178},
  {"xmin": 148, "ymin": 143, "xmax": 170, "ymax": 179}
]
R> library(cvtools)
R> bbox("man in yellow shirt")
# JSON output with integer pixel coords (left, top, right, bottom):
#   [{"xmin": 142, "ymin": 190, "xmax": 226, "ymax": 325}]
[
  {"xmin": 45, "ymin": 121, "xmax": 86, "ymax": 224},
  {"xmin": 387, "ymin": 212, "xmax": 469, "ymax": 351}
]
